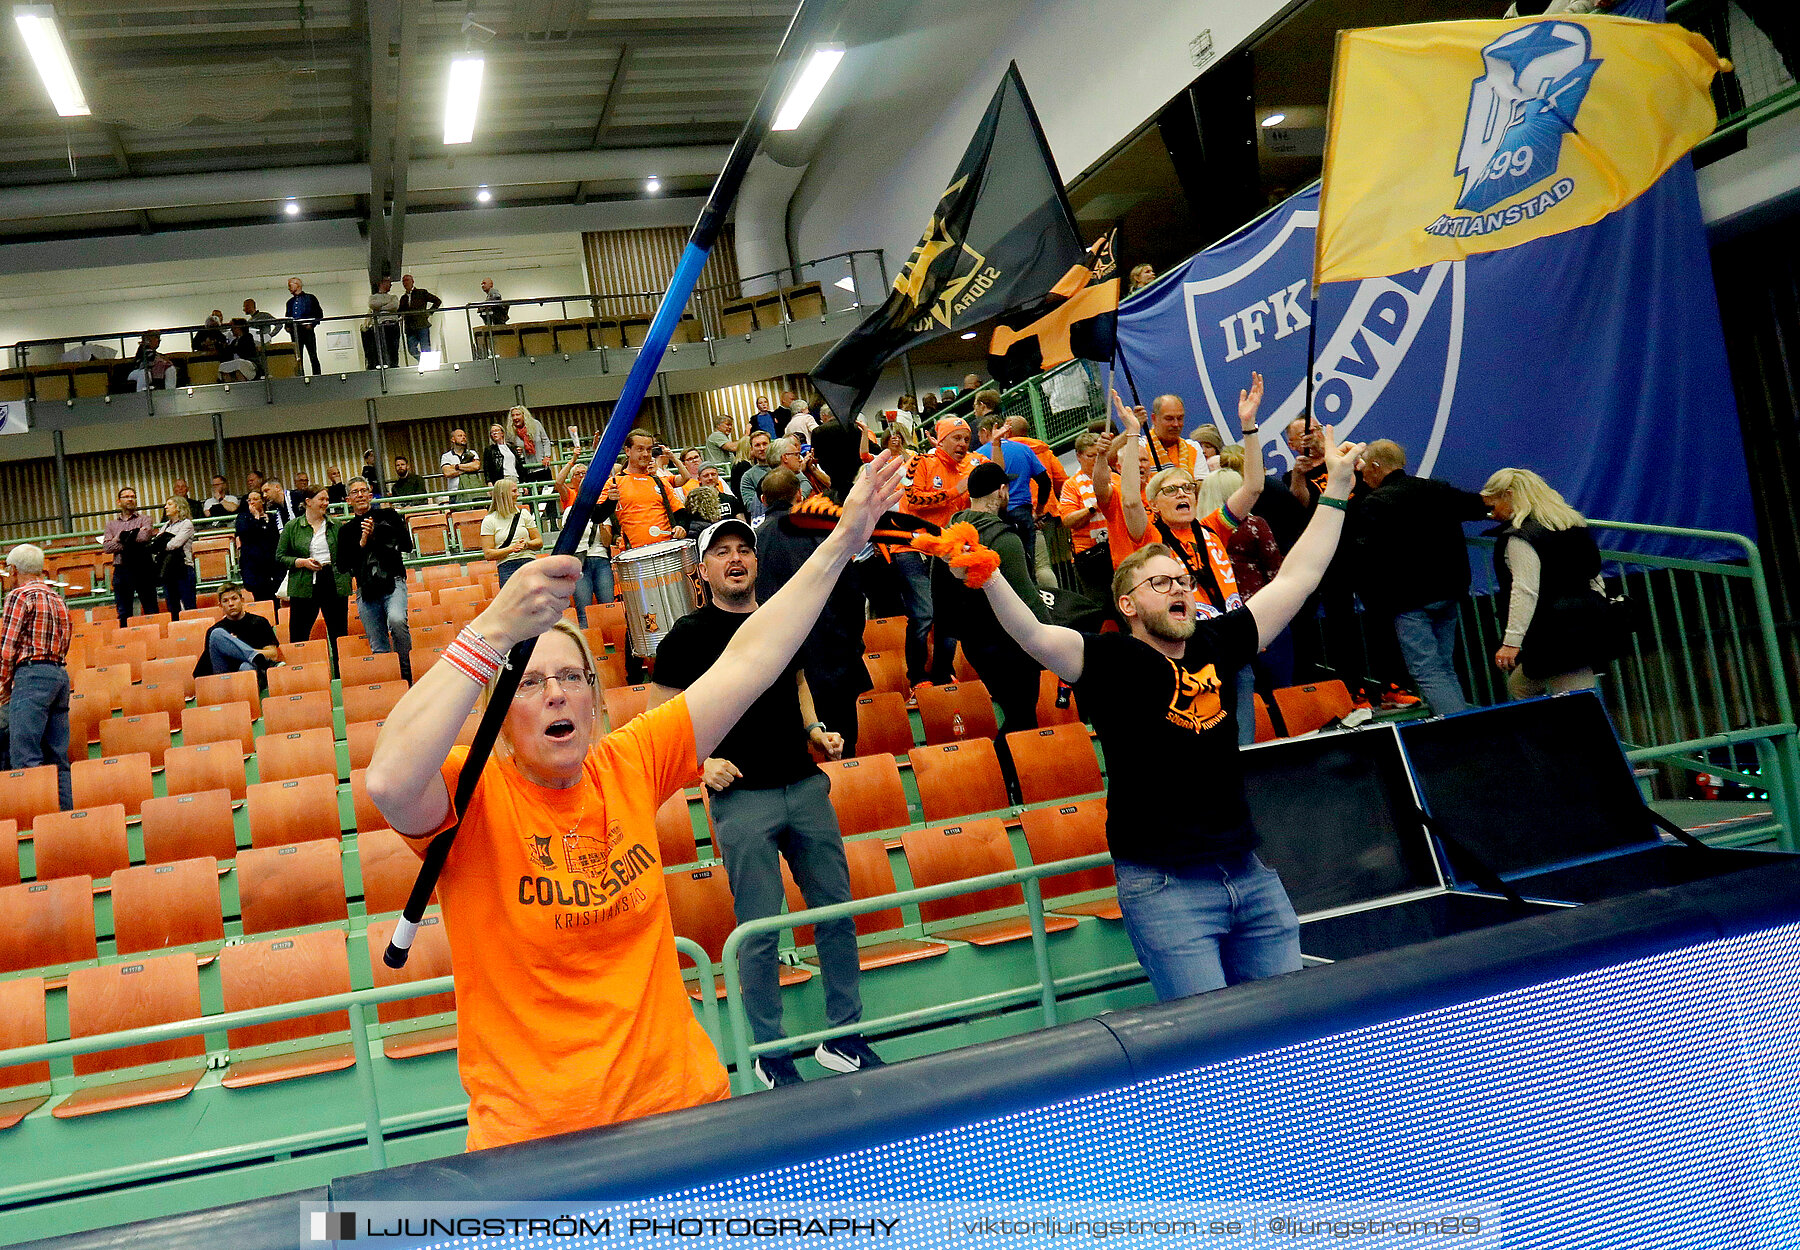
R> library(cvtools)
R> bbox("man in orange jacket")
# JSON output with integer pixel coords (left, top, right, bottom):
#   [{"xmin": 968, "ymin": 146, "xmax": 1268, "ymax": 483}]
[{"xmin": 895, "ymin": 416, "xmax": 986, "ymax": 692}]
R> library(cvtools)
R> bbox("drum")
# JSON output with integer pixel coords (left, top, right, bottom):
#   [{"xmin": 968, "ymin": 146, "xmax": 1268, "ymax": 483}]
[{"xmin": 614, "ymin": 538, "xmax": 702, "ymax": 657}]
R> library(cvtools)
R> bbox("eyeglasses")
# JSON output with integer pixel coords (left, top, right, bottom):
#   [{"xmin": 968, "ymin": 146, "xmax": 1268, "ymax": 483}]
[
  {"xmin": 512, "ymin": 667, "xmax": 595, "ymax": 699},
  {"xmin": 1154, "ymin": 483, "xmax": 1195, "ymax": 498},
  {"xmin": 1129, "ymin": 573, "xmax": 1196, "ymax": 596}
]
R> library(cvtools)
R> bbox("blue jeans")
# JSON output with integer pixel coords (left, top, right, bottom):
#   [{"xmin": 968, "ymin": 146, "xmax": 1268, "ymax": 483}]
[
  {"xmin": 164, "ymin": 563, "xmax": 196, "ymax": 618},
  {"xmin": 405, "ymin": 325, "xmax": 432, "ymax": 360},
  {"xmin": 1392, "ymin": 600, "xmax": 1468, "ymax": 715},
  {"xmin": 891, "ymin": 550, "xmax": 935, "ymax": 685},
  {"xmin": 573, "ymin": 555, "xmax": 614, "ymax": 628},
  {"xmin": 9, "ymin": 663, "xmax": 71, "ymax": 811},
  {"xmin": 357, "ymin": 583, "xmax": 413, "ymax": 682},
  {"xmin": 1115, "ymin": 852, "xmax": 1302, "ymax": 1001},
  {"xmin": 497, "ymin": 558, "xmax": 530, "ymax": 588},
  {"xmin": 207, "ymin": 629, "xmax": 263, "ymax": 673}
]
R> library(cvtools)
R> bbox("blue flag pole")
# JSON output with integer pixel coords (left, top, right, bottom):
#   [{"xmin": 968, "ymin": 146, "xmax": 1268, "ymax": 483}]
[{"xmin": 385, "ymin": 0, "xmax": 842, "ymax": 967}]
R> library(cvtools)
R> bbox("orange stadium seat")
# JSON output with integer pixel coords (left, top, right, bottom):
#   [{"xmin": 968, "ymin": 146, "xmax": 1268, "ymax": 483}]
[
  {"xmin": 822, "ymin": 754, "xmax": 910, "ymax": 838},
  {"xmin": 409, "ymin": 646, "xmax": 447, "ymax": 678},
  {"xmin": 246, "ymin": 774, "xmax": 342, "ymax": 849},
  {"xmin": 437, "ymin": 585, "xmax": 484, "ymax": 616},
  {"xmin": 854, "ymin": 693, "xmax": 915, "ymax": 759},
  {"xmin": 268, "ymin": 661, "xmax": 333, "ymax": 698},
  {"xmin": 162, "ymin": 742, "xmax": 247, "ymax": 803},
  {"xmin": 0, "ymin": 765, "xmax": 62, "ymax": 831},
  {"xmin": 1017, "ymin": 799, "xmax": 1119, "ymax": 920},
  {"xmin": 140, "ymin": 655, "xmax": 198, "ymax": 698},
  {"xmin": 862, "ymin": 650, "xmax": 908, "ymax": 697},
  {"xmin": 32, "ymin": 805, "xmax": 130, "ymax": 883},
  {"xmin": 0, "ymin": 978, "xmax": 51, "ymax": 1129},
  {"xmin": 862, "ymin": 616, "xmax": 907, "ymax": 653},
  {"xmin": 412, "ymin": 622, "xmax": 457, "ymax": 651},
  {"xmin": 1253, "ymin": 694, "xmax": 1278, "ymax": 743},
  {"xmin": 342, "ymin": 681, "xmax": 406, "ymax": 725},
  {"xmin": 1034, "ymin": 670, "xmax": 1082, "ymax": 728},
  {"xmin": 140, "ymin": 790, "xmax": 238, "ymax": 864},
  {"xmin": 90, "ymin": 641, "xmax": 148, "ymax": 683},
  {"xmin": 194, "ymin": 669, "xmax": 260, "ymax": 720},
  {"xmin": 164, "ymin": 618, "xmax": 212, "ymax": 654},
  {"xmin": 901, "ymin": 818, "xmax": 1078, "ymax": 946},
  {"xmin": 594, "ymin": 650, "xmax": 628, "ymax": 690},
  {"xmin": 339, "ymin": 652, "xmax": 404, "ymax": 685},
  {"xmin": 182, "ymin": 701, "xmax": 255, "ymax": 755},
  {"xmin": 236, "ymin": 840, "xmax": 348, "ymax": 933},
  {"xmin": 278, "ymin": 639, "xmax": 329, "ymax": 666},
  {"xmin": 782, "ymin": 835, "xmax": 949, "ymax": 970},
  {"xmin": 99, "ymin": 711, "xmax": 172, "ymax": 769},
  {"xmin": 110, "ymin": 858, "xmax": 226, "ymax": 955},
  {"xmin": 357, "ymin": 829, "xmax": 432, "ymax": 915},
  {"xmin": 67, "ymin": 690, "xmax": 109, "ymax": 748},
  {"xmin": 122, "ymin": 614, "xmax": 170, "ymax": 635},
  {"xmin": 219, "ymin": 929, "xmax": 355, "ymax": 1088},
  {"xmin": 0, "ymin": 877, "xmax": 98, "ymax": 975},
  {"xmin": 347, "ymin": 769, "xmax": 385, "ymax": 834},
  {"xmin": 120, "ymin": 682, "xmax": 185, "ymax": 735},
  {"xmin": 588, "ymin": 601, "xmax": 627, "ymax": 651},
  {"xmin": 262, "ymin": 689, "xmax": 334, "ymax": 736},
  {"xmin": 1005, "ymin": 723, "xmax": 1104, "ymax": 805},
  {"xmin": 344, "ymin": 719, "xmax": 389, "ymax": 772},
  {"xmin": 79, "ymin": 664, "xmax": 131, "ymax": 711},
  {"xmin": 908, "ymin": 740, "xmax": 1010, "ymax": 822},
  {"xmin": 604, "ymin": 684, "xmax": 652, "ymax": 729},
  {"xmin": 1272, "ymin": 680, "xmax": 1357, "ymax": 737},
  {"xmin": 257, "ymin": 727, "xmax": 340, "ymax": 785},
  {"xmin": 0, "ymin": 820, "xmax": 17, "ymax": 887},
  {"xmin": 916, "ymin": 681, "xmax": 998, "ymax": 745},
  {"xmin": 111, "ymin": 624, "xmax": 161, "ymax": 651},
  {"xmin": 334, "ymin": 634, "xmax": 371, "ymax": 659},
  {"xmin": 55, "ymin": 953, "xmax": 206, "ymax": 1119},
  {"xmin": 665, "ymin": 864, "xmax": 812, "ymax": 999},
  {"xmin": 655, "ymin": 790, "xmax": 703, "ymax": 866},
  {"xmin": 952, "ymin": 644, "xmax": 978, "ymax": 685},
  {"xmin": 70, "ymin": 753, "xmax": 154, "ymax": 819},
  {"xmin": 364, "ymin": 915, "xmax": 458, "ymax": 1058}
]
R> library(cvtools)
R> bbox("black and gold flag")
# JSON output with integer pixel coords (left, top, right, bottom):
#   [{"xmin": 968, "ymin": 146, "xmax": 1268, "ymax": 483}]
[
  {"xmin": 987, "ymin": 230, "xmax": 1119, "ymax": 389},
  {"xmin": 810, "ymin": 64, "xmax": 1085, "ymax": 422}
]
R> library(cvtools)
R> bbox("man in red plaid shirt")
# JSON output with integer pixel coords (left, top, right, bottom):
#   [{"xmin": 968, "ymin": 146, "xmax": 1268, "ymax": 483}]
[{"xmin": 2, "ymin": 544, "xmax": 73, "ymax": 811}]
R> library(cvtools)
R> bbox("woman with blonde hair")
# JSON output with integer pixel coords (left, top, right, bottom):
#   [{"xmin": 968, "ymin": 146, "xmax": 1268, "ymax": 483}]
[
  {"xmin": 155, "ymin": 494, "xmax": 198, "ymax": 617},
  {"xmin": 480, "ymin": 477, "xmax": 543, "ymax": 588},
  {"xmin": 1480, "ymin": 467, "xmax": 1607, "ymax": 697}
]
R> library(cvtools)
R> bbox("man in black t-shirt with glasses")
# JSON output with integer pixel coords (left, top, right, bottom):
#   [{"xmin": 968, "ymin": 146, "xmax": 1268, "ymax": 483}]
[
  {"xmin": 946, "ymin": 427, "xmax": 1365, "ymax": 1001},
  {"xmin": 649, "ymin": 518, "xmax": 883, "ymax": 1090}
]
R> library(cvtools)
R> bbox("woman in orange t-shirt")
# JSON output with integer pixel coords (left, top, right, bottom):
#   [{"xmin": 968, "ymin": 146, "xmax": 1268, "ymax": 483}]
[{"xmin": 366, "ymin": 452, "xmax": 908, "ymax": 1150}]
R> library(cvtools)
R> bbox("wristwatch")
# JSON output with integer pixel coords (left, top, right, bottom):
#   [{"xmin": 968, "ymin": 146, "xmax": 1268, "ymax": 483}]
[{"xmin": 805, "ymin": 721, "xmax": 827, "ymax": 735}]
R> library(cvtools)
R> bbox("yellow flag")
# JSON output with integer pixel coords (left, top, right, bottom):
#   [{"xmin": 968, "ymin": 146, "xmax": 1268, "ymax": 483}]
[{"xmin": 1314, "ymin": 15, "xmax": 1726, "ymax": 287}]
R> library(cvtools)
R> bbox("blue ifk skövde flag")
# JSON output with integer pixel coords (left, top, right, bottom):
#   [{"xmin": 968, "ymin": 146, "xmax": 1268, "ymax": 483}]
[{"xmin": 1114, "ymin": 164, "xmax": 1752, "ymax": 559}]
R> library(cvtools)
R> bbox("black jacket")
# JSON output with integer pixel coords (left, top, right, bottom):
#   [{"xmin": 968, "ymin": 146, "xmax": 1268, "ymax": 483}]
[
  {"xmin": 334, "ymin": 506, "xmax": 415, "ymax": 597},
  {"xmin": 389, "ymin": 472, "xmax": 427, "ymax": 500},
  {"xmin": 810, "ymin": 419, "xmax": 862, "ymax": 503},
  {"xmin": 753, "ymin": 501, "xmax": 870, "ymax": 694},
  {"xmin": 1354, "ymin": 470, "xmax": 1490, "ymax": 615},
  {"xmin": 932, "ymin": 509, "xmax": 1047, "ymax": 649},
  {"xmin": 482, "ymin": 443, "xmax": 511, "ymax": 484},
  {"xmin": 1492, "ymin": 518, "xmax": 1605, "ymax": 678}
]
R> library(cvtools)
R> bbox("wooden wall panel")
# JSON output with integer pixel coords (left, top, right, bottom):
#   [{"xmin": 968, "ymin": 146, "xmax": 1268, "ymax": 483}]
[{"xmin": 581, "ymin": 225, "xmax": 742, "ymax": 337}]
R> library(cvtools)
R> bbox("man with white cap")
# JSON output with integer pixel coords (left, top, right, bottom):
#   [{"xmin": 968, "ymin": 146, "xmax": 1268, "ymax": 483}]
[{"xmin": 649, "ymin": 517, "xmax": 882, "ymax": 1090}]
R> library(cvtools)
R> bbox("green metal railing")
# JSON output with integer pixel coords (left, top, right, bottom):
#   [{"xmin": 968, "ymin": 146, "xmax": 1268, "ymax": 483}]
[
  {"xmin": 1668, "ymin": 0, "xmax": 1800, "ymax": 155},
  {"xmin": 719, "ymin": 850, "xmax": 1125, "ymax": 1095},
  {"xmin": 0, "ymin": 934, "xmax": 716, "ymax": 1200},
  {"xmin": 1455, "ymin": 520, "xmax": 1799, "ymax": 850}
]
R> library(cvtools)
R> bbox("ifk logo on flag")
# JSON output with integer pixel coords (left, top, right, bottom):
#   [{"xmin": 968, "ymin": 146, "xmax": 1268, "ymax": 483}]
[
  {"xmin": 1454, "ymin": 22, "xmax": 1600, "ymax": 213},
  {"xmin": 310, "ymin": 1210, "xmax": 355, "ymax": 1241}
]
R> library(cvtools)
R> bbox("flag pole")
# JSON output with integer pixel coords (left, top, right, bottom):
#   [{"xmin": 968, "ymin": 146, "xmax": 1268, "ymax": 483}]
[
  {"xmin": 383, "ymin": 0, "xmax": 841, "ymax": 969},
  {"xmin": 1302, "ymin": 293, "xmax": 1319, "ymax": 433}
]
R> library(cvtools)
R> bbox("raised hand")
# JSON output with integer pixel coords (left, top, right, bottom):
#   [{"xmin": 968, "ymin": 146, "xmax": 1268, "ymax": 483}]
[
  {"xmin": 837, "ymin": 450, "xmax": 907, "ymax": 549},
  {"xmin": 1110, "ymin": 389, "xmax": 1143, "ymax": 438},
  {"xmin": 1237, "ymin": 371, "xmax": 1264, "ymax": 429},
  {"xmin": 1319, "ymin": 427, "xmax": 1366, "ymax": 498},
  {"xmin": 469, "ymin": 554, "xmax": 582, "ymax": 651}
]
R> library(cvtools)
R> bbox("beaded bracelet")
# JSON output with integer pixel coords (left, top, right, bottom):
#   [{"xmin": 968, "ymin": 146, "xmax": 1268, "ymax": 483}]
[{"xmin": 442, "ymin": 626, "xmax": 507, "ymax": 685}]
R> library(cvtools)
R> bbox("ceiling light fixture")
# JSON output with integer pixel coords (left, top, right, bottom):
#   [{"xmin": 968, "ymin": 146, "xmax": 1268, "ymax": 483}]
[
  {"xmin": 771, "ymin": 43, "xmax": 845, "ymax": 132},
  {"xmin": 444, "ymin": 55, "xmax": 484, "ymax": 144},
  {"xmin": 959, "ymin": 331, "xmax": 977, "ymax": 340},
  {"xmin": 284, "ymin": 198, "xmax": 301, "ymax": 216},
  {"xmin": 14, "ymin": 5, "xmax": 90, "ymax": 117},
  {"xmin": 1261, "ymin": 112, "xmax": 1287, "ymax": 128},
  {"xmin": 645, "ymin": 176, "xmax": 661, "ymax": 194},
  {"xmin": 476, "ymin": 184, "xmax": 492, "ymax": 202}
]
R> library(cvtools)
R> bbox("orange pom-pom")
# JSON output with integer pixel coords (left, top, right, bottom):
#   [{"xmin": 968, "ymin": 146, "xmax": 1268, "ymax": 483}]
[{"xmin": 910, "ymin": 522, "xmax": 1003, "ymax": 588}]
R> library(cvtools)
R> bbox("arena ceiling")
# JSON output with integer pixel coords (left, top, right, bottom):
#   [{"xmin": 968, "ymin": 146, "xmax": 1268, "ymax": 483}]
[{"xmin": 0, "ymin": 0, "xmax": 801, "ymax": 250}]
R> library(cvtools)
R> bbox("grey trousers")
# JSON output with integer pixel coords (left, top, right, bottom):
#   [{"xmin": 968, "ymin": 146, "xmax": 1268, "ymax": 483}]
[{"xmin": 711, "ymin": 772, "xmax": 863, "ymax": 1049}]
